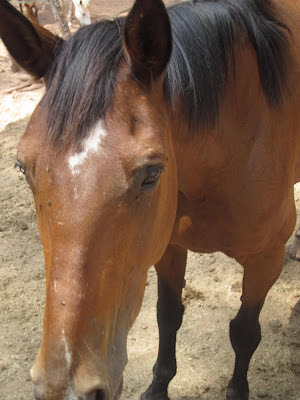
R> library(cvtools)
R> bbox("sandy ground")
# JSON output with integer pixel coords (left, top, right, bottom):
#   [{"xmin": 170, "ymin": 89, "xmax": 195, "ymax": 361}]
[{"xmin": 0, "ymin": 2, "xmax": 299, "ymax": 400}]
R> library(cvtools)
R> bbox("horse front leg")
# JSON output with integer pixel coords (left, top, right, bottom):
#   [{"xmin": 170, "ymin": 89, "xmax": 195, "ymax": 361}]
[
  {"xmin": 141, "ymin": 244, "xmax": 187, "ymax": 400},
  {"xmin": 227, "ymin": 244, "xmax": 285, "ymax": 400}
]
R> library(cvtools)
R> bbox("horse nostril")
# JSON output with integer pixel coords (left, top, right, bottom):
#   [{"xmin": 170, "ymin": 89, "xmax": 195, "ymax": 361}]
[
  {"xmin": 95, "ymin": 389, "xmax": 108, "ymax": 400},
  {"xmin": 85, "ymin": 389, "xmax": 109, "ymax": 400}
]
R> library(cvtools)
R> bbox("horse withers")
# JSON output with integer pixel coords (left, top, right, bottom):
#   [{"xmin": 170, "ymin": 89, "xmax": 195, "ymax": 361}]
[{"xmin": 0, "ymin": 0, "xmax": 300, "ymax": 399}]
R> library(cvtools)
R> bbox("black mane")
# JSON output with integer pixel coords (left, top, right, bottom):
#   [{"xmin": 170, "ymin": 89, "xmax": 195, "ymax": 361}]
[{"xmin": 43, "ymin": 0, "xmax": 290, "ymax": 146}]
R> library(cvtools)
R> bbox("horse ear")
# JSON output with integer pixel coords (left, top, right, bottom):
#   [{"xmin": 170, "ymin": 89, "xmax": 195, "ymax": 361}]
[
  {"xmin": 124, "ymin": 0, "xmax": 172, "ymax": 85},
  {"xmin": 0, "ymin": 0, "xmax": 63, "ymax": 79}
]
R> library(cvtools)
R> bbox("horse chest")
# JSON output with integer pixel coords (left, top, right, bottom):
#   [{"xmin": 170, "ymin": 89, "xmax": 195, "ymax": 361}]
[
  {"xmin": 170, "ymin": 181, "xmax": 294, "ymax": 259},
  {"xmin": 171, "ymin": 122, "xmax": 297, "ymax": 257}
]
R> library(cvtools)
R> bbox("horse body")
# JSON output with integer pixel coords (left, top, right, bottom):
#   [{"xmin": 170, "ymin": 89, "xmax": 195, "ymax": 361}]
[
  {"xmin": 163, "ymin": 0, "xmax": 300, "ymax": 259},
  {"xmin": 1, "ymin": 0, "xmax": 300, "ymax": 399}
]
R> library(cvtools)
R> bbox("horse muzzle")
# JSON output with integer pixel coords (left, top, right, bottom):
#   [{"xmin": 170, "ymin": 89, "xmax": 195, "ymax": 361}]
[{"xmin": 33, "ymin": 385, "xmax": 110, "ymax": 400}]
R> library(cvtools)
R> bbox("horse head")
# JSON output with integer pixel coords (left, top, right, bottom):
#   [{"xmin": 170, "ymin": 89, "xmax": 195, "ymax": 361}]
[{"xmin": 0, "ymin": 0, "xmax": 177, "ymax": 398}]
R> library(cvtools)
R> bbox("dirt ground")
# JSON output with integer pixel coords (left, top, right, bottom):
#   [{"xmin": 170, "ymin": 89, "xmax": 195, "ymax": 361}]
[{"xmin": 0, "ymin": 2, "xmax": 299, "ymax": 400}]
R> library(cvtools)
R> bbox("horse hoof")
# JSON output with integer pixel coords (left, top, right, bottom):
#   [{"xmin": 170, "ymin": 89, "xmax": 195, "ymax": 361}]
[
  {"xmin": 226, "ymin": 379, "xmax": 249, "ymax": 400},
  {"xmin": 288, "ymin": 229, "xmax": 300, "ymax": 260}
]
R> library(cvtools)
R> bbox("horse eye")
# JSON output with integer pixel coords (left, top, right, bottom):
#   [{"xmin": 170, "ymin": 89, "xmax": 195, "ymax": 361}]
[
  {"xmin": 15, "ymin": 160, "xmax": 31, "ymax": 188},
  {"xmin": 142, "ymin": 166, "xmax": 163, "ymax": 188},
  {"xmin": 15, "ymin": 160, "xmax": 25, "ymax": 175}
]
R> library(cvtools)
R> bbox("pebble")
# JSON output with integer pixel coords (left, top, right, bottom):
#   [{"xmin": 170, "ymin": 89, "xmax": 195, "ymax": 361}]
[
  {"xmin": 20, "ymin": 223, "xmax": 28, "ymax": 231},
  {"xmin": 0, "ymin": 363, "xmax": 7, "ymax": 371},
  {"xmin": 231, "ymin": 281, "xmax": 242, "ymax": 292},
  {"xmin": 256, "ymin": 392, "xmax": 268, "ymax": 398},
  {"xmin": 269, "ymin": 319, "xmax": 282, "ymax": 329}
]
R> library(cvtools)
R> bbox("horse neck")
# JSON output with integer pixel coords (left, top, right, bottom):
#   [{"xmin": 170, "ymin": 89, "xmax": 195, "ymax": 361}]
[{"xmin": 167, "ymin": 42, "xmax": 271, "ymax": 197}]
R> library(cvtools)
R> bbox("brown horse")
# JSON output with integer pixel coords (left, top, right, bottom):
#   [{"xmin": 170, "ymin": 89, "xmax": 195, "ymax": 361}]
[{"xmin": 1, "ymin": 0, "xmax": 300, "ymax": 399}]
